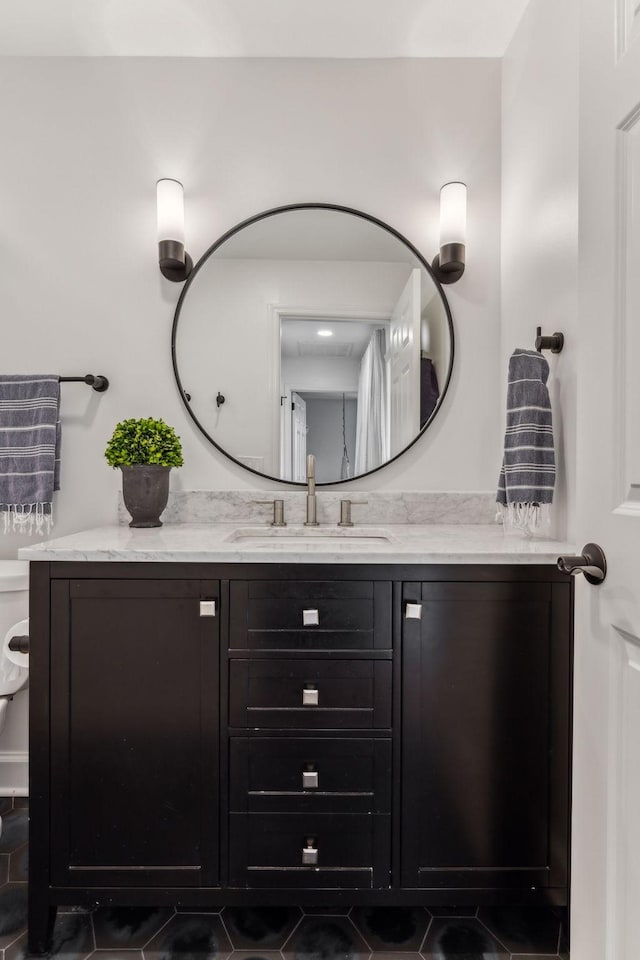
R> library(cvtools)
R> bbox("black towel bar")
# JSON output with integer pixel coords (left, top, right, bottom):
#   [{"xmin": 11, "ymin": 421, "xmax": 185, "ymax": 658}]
[
  {"xmin": 59, "ymin": 375, "xmax": 109, "ymax": 392},
  {"xmin": 535, "ymin": 327, "xmax": 564, "ymax": 354}
]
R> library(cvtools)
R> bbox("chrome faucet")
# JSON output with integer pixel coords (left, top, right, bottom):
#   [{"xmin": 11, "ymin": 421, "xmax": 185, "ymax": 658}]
[{"xmin": 304, "ymin": 453, "xmax": 319, "ymax": 526}]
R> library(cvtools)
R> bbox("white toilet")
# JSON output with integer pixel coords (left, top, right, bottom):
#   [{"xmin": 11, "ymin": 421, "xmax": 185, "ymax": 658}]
[{"xmin": 0, "ymin": 560, "xmax": 30, "ymax": 838}]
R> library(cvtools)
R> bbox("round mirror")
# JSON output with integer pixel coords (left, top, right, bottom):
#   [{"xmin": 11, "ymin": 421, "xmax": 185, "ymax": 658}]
[{"xmin": 172, "ymin": 204, "xmax": 454, "ymax": 485}]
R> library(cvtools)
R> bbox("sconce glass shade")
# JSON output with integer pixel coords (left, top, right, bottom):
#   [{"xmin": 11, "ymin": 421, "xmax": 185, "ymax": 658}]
[
  {"xmin": 157, "ymin": 179, "xmax": 185, "ymax": 245},
  {"xmin": 439, "ymin": 181, "xmax": 467, "ymax": 247},
  {"xmin": 432, "ymin": 181, "xmax": 466, "ymax": 284},
  {"xmin": 157, "ymin": 178, "xmax": 192, "ymax": 282}
]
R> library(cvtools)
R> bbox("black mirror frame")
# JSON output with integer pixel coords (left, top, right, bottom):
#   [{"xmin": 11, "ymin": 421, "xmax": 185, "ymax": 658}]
[{"xmin": 171, "ymin": 202, "xmax": 455, "ymax": 487}]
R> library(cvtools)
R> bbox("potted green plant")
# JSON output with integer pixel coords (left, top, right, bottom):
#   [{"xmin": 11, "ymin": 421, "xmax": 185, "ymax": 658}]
[{"xmin": 105, "ymin": 417, "xmax": 184, "ymax": 528}]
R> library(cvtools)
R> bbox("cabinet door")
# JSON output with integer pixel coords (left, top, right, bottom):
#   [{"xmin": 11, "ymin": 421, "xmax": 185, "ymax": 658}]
[
  {"xmin": 50, "ymin": 579, "xmax": 219, "ymax": 888},
  {"xmin": 401, "ymin": 580, "xmax": 571, "ymax": 894}
]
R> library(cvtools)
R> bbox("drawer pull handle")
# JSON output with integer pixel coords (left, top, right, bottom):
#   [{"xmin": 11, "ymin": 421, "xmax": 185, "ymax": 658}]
[
  {"xmin": 405, "ymin": 602, "xmax": 422, "ymax": 620},
  {"xmin": 303, "ymin": 608, "xmax": 320, "ymax": 626},
  {"xmin": 302, "ymin": 685, "xmax": 319, "ymax": 707},
  {"xmin": 199, "ymin": 600, "xmax": 216, "ymax": 617},
  {"xmin": 302, "ymin": 837, "xmax": 318, "ymax": 866},
  {"xmin": 302, "ymin": 766, "xmax": 319, "ymax": 789}
]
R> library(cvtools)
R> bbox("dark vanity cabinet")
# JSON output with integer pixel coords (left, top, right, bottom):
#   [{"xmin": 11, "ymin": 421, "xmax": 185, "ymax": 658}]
[
  {"xmin": 28, "ymin": 562, "xmax": 572, "ymax": 954},
  {"xmin": 226, "ymin": 578, "xmax": 393, "ymax": 889},
  {"xmin": 47, "ymin": 577, "xmax": 220, "ymax": 889},
  {"xmin": 401, "ymin": 581, "xmax": 572, "ymax": 893}
]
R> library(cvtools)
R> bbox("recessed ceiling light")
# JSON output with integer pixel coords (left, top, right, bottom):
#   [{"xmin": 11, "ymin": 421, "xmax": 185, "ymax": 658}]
[{"xmin": 317, "ymin": 330, "xmax": 333, "ymax": 337}]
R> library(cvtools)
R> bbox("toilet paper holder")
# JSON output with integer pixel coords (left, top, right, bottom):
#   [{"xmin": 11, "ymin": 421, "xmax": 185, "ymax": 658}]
[{"xmin": 8, "ymin": 635, "xmax": 29, "ymax": 654}]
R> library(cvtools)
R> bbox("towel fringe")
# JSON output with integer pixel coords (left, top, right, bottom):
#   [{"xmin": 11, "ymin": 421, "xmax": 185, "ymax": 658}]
[
  {"xmin": 496, "ymin": 502, "xmax": 551, "ymax": 536},
  {"xmin": 0, "ymin": 503, "xmax": 54, "ymax": 536}
]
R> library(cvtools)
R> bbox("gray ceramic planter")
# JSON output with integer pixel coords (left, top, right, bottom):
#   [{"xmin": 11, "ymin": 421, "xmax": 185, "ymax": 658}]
[{"xmin": 121, "ymin": 465, "xmax": 171, "ymax": 528}]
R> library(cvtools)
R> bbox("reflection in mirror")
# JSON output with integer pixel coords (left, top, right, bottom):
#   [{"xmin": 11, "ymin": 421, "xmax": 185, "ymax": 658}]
[{"xmin": 173, "ymin": 206, "xmax": 453, "ymax": 485}]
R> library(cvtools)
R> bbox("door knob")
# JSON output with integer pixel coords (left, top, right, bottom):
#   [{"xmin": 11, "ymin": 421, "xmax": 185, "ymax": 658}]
[{"xmin": 557, "ymin": 542, "xmax": 607, "ymax": 585}]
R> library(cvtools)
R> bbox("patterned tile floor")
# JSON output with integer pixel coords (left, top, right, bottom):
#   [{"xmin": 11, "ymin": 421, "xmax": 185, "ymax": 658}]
[{"xmin": 0, "ymin": 799, "xmax": 569, "ymax": 960}]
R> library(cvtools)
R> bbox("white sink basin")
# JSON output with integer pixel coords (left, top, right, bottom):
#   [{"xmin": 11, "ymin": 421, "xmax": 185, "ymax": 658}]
[{"xmin": 224, "ymin": 526, "xmax": 394, "ymax": 545}]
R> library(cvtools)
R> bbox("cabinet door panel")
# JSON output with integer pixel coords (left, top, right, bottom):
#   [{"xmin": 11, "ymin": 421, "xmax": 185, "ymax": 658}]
[
  {"xmin": 401, "ymin": 581, "xmax": 571, "ymax": 893},
  {"xmin": 50, "ymin": 579, "xmax": 219, "ymax": 888}
]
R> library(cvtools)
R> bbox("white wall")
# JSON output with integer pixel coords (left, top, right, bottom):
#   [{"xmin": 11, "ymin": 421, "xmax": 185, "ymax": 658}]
[
  {"xmin": 282, "ymin": 356, "xmax": 360, "ymax": 395},
  {"xmin": 0, "ymin": 57, "xmax": 502, "ymax": 558},
  {"xmin": 304, "ymin": 397, "xmax": 357, "ymax": 483},
  {"xmin": 501, "ymin": 2, "xmax": 579, "ymax": 540}
]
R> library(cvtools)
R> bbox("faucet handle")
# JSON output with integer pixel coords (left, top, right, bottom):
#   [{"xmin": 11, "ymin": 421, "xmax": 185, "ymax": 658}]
[
  {"xmin": 254, "ymin": 499, "xmax": 287, "ymax": 527},
  {"xmin": 338, "ymin": 500, "xmax": 368, "ymax": 527}
]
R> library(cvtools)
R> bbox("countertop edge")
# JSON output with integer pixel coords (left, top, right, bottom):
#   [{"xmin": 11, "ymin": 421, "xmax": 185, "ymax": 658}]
[{"xmin": 18, "ymin": 523, "xmax": 574, "ymax": 565}]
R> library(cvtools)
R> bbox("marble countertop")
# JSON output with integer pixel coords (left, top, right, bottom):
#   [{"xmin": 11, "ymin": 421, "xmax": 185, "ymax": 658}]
[{"xmin": 19, "ymin": 523, "xmax": 575, "ymax": 565}]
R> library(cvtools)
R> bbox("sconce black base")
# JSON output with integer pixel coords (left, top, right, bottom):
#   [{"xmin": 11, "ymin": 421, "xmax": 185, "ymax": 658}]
[
  {"xmin": 432, "ymin": 254, "xmax": 465, "ymax": 284},
  {"xmin": 432, "ymin": 242, "xmax": 465, "ymax": 285},
  {"xmin": 159, "ymin": 240, "xmax": 193, "ymax": 283}
]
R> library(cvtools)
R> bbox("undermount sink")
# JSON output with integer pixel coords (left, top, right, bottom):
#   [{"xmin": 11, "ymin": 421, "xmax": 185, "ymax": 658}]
[{"xmin": 224, "ymin": 526, "xmax": 394, "ymax": 545}]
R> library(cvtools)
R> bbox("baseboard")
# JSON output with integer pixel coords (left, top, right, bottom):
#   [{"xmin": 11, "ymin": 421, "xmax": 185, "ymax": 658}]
[{"xmin": 0, "ymin": 751, "xmax": 28, "ymax": 796}]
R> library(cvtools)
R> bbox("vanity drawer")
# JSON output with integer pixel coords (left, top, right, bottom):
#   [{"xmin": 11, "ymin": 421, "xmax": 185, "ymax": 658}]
[
  {"xmin": 229, "ymin": 659, "xmax": 392, "ymax": 729},
  {"xmin": 229, "ymin": 737, "xmax": 392, "ymax": 813},
  {"xmin": 228, "ymin": 812, "xmax": 390, "ymax": 888},
  {"xmin": 229, "ymin": 580, "xmax": 392, "ymax": 650}
]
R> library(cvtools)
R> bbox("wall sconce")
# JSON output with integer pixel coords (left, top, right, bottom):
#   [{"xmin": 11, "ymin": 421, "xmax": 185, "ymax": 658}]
[
  {"xmin": 432, "ymin": 181, "xmax": 467, "ymax": 285},
  {"xmin": 157, "ymin": 179, "xmax": 193, "ymax": 282}
]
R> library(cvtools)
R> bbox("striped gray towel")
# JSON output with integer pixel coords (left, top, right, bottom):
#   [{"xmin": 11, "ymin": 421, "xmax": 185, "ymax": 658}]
[
  {"xmin": 496, "ymin": 350, "xmax": 555, "ymax": 529},
  {"xmin": 0, "ymin": 375, "xmax": 61, "ymax": 534}
]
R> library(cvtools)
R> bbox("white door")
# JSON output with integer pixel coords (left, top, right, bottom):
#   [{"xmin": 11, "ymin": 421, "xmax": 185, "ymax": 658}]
[
  {"xmin": 291, "ymin": 393, "xmax": 307, "ymax": 482},
  {"xmin": 280, "ymin": 388, "xmax": 292, "ymax": 481},
  {"xmin": 572, "ymin": 3, "xmax": 640, "ymax": 958},
  {"xmin": 389, "ymin": 269, "xmax": 421, "ymax": 456}
]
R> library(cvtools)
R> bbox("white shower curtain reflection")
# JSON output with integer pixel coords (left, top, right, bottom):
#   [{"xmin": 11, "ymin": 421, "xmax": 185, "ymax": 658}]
[{"xmin": 355, "ymin": 329, "xmax": 389, "ymax": 475}]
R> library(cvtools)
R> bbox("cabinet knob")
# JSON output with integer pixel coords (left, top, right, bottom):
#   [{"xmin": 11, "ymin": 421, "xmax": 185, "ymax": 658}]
[
  {"xmin": 303, "ymin": 608, "xmax": 320, "ymax": 626},
  {"xmin": 302, "ymin": 766, "xmax": 319, "ymax": 789},
  {"xmin": 405, "ymin": 602, "xmax": 422, "ymax": 620},
  {"xmin": 302, "ymin": 837, "xmax": 318, "ymax": 865},
  {"xmin": 302, "ymin": 684, "xmax": 319, "ymax": 706},
  {"xmin": 199, "ymin": 600, "xmax": 216, "ymax": 617}
]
